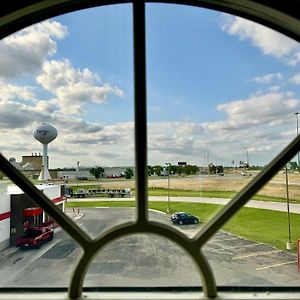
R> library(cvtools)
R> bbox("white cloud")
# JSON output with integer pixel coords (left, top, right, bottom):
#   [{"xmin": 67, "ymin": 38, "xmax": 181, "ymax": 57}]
[
  {"xmin": 190, "ymin": 91, "xmax": 300, "ymax": 164},
  {"xmin": 252, "ymin": 73, "xmax": 282, "ymax": 84},
  {"xmin": 290, "ymin": 73, "xmax": 300, "ymax": 85},
  {"xmin": 0, "ymin": 110, "xmax": 135, "ymax": 167},
  {"xmin": 268, "ymin": 85, "xmax": 281, "ymax": 92},
  {"xmin": 2, "ymin": 16, "xmax": 299, "ymax": 168},
  {"xmin": 221, "ymin": 15, "xmax": 300, "ymax": 65},
  {"xmin": 0, "ymin": 100, "xmax": 296, "ymax": 167},
  {"xmin": 37, "ymin": 59, "xmax": 124, "ymax": 114},
  {"xmin": 148, "ymin": 122, "xmax": 205, "ymax": 161},
  {"xmin": 0, "ymin": 83, "xmax": 36, "ymax": 102},
  {"xmin": 0, "ymin": 19, "xmax": 129, "ymax": 167},
  {"xmin": 0, "ymin": 20, "xmax": 67, "ymax": 80},
  {"xmin": 209, "ymin": 92, "xmax": 299, "ymax": 130}
]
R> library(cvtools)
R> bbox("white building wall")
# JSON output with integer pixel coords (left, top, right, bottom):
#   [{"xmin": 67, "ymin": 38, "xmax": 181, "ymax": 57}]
[
  {"xmin": 41, "ymin": 185, "xmax": 61, "ymax": 200},
  {"xmin": 57, "ymin": 170, "xmax": 95, "ymax": 180},
  {"xmin": 8, "ymin": 184, "xmax": 61, "ymax": 200}
]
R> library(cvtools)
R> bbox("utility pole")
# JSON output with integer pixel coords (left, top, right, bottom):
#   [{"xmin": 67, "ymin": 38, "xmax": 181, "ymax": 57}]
[
  {"xmin": 285, "ymin": 165, "xmax": 293, "ymax": 250},
  {"xmin": 295, "ymin": 112, "xmax": 300, "ymax": 172},
  {"xmin": 165, "ymin": 162, "xmax": 171, "ymax": 213}
]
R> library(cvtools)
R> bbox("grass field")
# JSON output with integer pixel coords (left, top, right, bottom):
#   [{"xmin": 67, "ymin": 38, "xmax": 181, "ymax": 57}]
[
  {"xmin": 67, "ymin": 171, "xmax": 300, "ymax": 203},
  {"xmin": 65, "ymin": 172, "xmax": 300, "ymax": 251},
  {"xmin": 66, "ymin": 200, "xmax": 300, "ymax": 251}
]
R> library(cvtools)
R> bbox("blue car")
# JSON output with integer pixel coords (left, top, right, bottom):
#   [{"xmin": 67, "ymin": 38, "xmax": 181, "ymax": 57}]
[{"xmin": 171, "ymin": 212, "xmax": 200, "ymax": 225}]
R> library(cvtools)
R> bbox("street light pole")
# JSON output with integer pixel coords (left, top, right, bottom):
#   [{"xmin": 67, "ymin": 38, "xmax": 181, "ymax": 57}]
[
  {"xmin": 244, "ymin": 147, "xmax": 249, "ymax": 166},
  {"xmin": 165, "ymin": 162, "xmax": 171, "ymax": 213},
  {"xmin": 285, "ymin": 165, "xmax": 293, "ymax": 250},
  {"xmin": 295, "ymin": 112, "xmax": 300, "ymax": 172}
]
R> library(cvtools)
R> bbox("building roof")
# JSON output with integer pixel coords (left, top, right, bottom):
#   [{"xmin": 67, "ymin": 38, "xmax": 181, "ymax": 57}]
[{"xmin": 7, "ymin": 183, "xmax": 59, "ymax": 195}]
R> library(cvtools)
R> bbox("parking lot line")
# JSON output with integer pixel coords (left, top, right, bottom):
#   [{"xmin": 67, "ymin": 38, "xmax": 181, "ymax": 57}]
[
  {"xmin": 256, "ymin": 260, "xmax": 297, "ymax": 270},
  {"xmin": 219, "ymin": 243, "xmax": 262, "ymax": 250},
  {"xmin": 217, "ymin": 237, "xmax": 240, "ymax": 241},
  {"xmin": 232, "ymin": 250, "xmax": 281, "ymax": 260}
]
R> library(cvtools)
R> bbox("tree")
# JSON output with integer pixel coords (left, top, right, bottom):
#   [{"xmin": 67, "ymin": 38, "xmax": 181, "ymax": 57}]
[
  {"xmin": 216, "ymin": 165, "xmax": 224, "ymax": 174},
  {"xmin": 183, "ymin": 165, "xmax": 199, "ymax": 175},
  {"xmin": 89, "ymin": 166, "xmax": 104, "ymax": 179},
  {"xmin": 289, "ymin": 161, "xmax": 298, "ymax": 170},
  {"xmin": 147, "ymin": 165, "xmax": 154, "ymax": 176},
  {"xmin": 208, "ymin": 163, "xmax": 216, "ymax": 174},
  {"xmin": 124, "ymin": 168, "xmax": 134, "ymax": 179},
  {"xmin": 153, "ymin": 165, "xmax": 163, "ymax": 176},
  {"xmin": 175, "ymin": 165, "xmax": 184, "ymax": 175}
]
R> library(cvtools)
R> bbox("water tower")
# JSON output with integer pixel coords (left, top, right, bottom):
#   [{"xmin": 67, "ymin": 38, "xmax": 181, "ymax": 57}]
[{"xmin": 33, "ymin": 123, "xmax": 57, "ymax": 181}]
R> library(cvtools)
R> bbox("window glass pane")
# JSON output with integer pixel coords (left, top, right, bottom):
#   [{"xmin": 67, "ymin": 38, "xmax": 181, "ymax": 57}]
[
  {"xmin": 146, "ymin": 3, "xmax": 300, "ymax": 286},
  {"xmin": 0, "ymin": 3, "xmax": 134, "ymax": 287}
]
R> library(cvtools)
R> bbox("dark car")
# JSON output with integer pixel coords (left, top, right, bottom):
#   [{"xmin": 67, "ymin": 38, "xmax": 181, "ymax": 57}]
[{"xmin": 171, "ymin": 212, "xmax": 200, "ymax": 225}]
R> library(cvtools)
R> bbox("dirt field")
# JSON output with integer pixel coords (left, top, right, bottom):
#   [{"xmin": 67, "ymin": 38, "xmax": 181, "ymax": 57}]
[{"xmin": 96, "ymin": 171, "xmax": 300, "ymax": 200}]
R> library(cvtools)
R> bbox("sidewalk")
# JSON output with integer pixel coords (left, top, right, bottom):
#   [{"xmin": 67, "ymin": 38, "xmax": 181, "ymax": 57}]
[{"xmin": 65, "ymin": 208, "xmax": 84, "ymax": 221}]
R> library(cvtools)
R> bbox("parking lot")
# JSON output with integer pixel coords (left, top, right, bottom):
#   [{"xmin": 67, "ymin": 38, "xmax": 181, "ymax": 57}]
[
  {"xmin": 0, "ymin": 207, "xmax": 298, "ymax": 288},
  {"xmin": 149, "ymin": 209, "xmax": 299, "ymax": 287}
]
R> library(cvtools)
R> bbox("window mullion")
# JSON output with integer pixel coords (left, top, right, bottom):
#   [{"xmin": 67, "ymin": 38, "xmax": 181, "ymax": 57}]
[{"xmin": 133, "ymin": 0, "xmax": 148, "ymax": 224}]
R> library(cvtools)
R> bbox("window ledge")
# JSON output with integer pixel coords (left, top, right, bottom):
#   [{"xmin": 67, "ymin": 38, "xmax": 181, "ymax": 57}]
[{"xmin": 1, "ymin": 291, "xmax": 300, "ymax": 300}]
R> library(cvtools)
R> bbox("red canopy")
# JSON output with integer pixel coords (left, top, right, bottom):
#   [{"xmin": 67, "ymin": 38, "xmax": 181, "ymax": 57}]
[{"xmin": 23, "ymin": 207, "xmax": 42, "ymax": 217}]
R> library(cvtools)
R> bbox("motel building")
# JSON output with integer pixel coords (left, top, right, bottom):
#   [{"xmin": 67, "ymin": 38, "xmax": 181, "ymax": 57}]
[{"xmin": 0, "ymin": 183, "xmax": 66, "ymax": 250}]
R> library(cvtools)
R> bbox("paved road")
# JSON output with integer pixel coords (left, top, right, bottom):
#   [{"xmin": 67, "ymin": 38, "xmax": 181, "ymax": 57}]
[{"xmin": 68, "ymin": 196, "xmax": 300, "ymax": 214}]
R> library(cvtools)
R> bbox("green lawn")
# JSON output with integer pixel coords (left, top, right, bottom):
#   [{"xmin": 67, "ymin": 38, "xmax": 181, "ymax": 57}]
[{"xmin": 66, "ymin": 200, "xmax": 299, "ymax": 251}]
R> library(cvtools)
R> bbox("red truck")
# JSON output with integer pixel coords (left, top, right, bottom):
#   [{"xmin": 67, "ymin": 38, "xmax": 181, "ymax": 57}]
[{"xmin": 16, "ymin": 226, "xmax": 54, "ymax": 249}]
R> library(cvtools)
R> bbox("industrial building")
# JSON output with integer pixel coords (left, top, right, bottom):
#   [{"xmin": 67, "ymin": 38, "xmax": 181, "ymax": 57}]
[{"xmin": 0, "ymin": 183, "xmax": 66, "ymax": 250}]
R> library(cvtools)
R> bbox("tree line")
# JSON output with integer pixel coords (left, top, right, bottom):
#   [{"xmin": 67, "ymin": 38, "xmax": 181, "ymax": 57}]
[
  {"xmin": 148, "ymin": 164, "xmax": 199, "ymax": 176},
  {"xmin": 89, "ymin": 164, "xmax": 200, "ymax": 180},
  {"xmin": 89, "ymin": 166, "xmax": 134, "ymax": 179}
]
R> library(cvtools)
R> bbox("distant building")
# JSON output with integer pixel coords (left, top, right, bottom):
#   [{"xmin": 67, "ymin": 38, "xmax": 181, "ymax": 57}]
[
  {"xmin": 57, "ymin": 170, "xmax": 95, "ymax": 180},
  {"xmin": 57, "ymin": 167, "xmax": 132, "ymax": 180},
  {"xmin": 103, "ymin": 167, "xmax": 127, "ymax": 178},
  {"xmin": 22, "ymin": 153, "xmax": 46, "ymax": 171},
  {"xmin": 8, "ymin": 158, "xmax": 22, "ymax": 170}
]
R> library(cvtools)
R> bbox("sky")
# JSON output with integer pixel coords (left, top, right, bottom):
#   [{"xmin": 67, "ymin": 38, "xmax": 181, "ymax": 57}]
[{"xmin": 1, "ymin": 3, "xmax": 300, "ymax": 168}]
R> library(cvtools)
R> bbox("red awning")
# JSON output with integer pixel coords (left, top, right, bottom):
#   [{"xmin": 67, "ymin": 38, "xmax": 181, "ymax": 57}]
[{"xmin": 23, "ymin": 207, "xmax": 43, "ymax": 217}]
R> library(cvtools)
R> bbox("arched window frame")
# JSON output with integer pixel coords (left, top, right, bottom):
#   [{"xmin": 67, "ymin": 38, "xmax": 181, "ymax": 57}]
[{"xmin": 1, "ymin": 1, "xmax": 300, "ymax": 299}]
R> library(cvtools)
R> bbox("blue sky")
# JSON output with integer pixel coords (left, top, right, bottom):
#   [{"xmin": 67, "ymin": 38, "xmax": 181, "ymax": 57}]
[{"xmin": 1, "ymin": 3, "xmax": 300, "ymax": 168}]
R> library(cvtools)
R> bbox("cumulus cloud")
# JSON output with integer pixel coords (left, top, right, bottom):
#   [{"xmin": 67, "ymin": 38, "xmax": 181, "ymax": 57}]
[
  {"xmin": 148, "ymin": 122, "xmax": 205, "ymax": 159},
  {"xmin": 0, "ymin": 112, "xmax": 135, "ymax": 167},
  {"xmin": 190, "ymin": 91, "xmax": 300, "ymax": 164},
  {"xmin": 221, "ymin": 15, "xmax": 300, "ymax": 65},
  {"xmin": 290, "ymin": 73, "xmax": 300, "ymax": 85},
  {"xmin": 37, "ymin": 59, "xmax": 124, "ymax": 114},
  {"xmin": 0, "ymin": 19, "xmax": 129, "ymax": 167},
  {"xmin": 205, "ymin": 92, "xmax": 300, "ymax": 131},
  {"xmin": 0, "ymin": 93, "xmax": 55, "ymax": 129},
  {"xmin": 0, "ymin": 20, "xmax": 67, "ymax": 80},
  {"xmin": 252, "ymin": 73, "xmax": 282, "ymax": 84},
  {"xmin": 0, "ymin": 83, "xmax": 36, "ymax": 102}
]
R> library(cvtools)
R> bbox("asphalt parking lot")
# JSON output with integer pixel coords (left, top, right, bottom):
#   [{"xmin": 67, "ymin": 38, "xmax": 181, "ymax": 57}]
[
  {"xmin": 151, "ymin": 208, "xmax": 299, "ymax": 286},
  {"xmin": 0, "ymin": 207, "xmax": 298, "ymax": 288}
]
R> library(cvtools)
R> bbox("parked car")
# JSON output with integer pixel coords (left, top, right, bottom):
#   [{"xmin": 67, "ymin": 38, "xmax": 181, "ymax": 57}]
[
  {"xmin": 16, "ymin": 226, "xmax": 54, "ymax": 249},
  {"xmin": 171, "ymin": 212, "xmax": 200, "ymax": 225}
]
